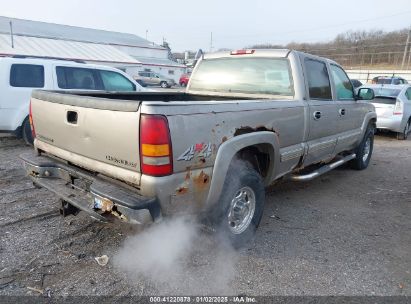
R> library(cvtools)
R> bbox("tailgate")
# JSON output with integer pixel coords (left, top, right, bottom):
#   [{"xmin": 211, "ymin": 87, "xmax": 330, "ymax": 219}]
[{"xmin": 31, "ymin": 91, "xmax": 142, "ymax": 185}]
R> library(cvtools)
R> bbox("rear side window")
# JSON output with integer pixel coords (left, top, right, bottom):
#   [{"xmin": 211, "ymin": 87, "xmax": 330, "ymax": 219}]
[
  {"xmin": 330, "ymin": 65, "xmax": 354, "ymax": 100},
  {"xmin": 406, "ymin": 88, "xmax": 411, "ymax": 101},
  {"xmin": 305, "ymin": 59, "xmax": 332, "ymax": 100},
  {"xmin": 56, "ymin": 66, "xmax": 102, "ymax": 90},
  {"xmin": 10, "ymin": 64, "xmax": 44, "ymax": 88},
  {"xmin": 99, "ymin": 70, "xmax": 136, "ymax": 91}
]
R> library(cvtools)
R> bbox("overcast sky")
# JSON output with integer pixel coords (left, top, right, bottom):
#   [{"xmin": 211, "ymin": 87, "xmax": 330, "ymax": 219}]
[{"xmin": 1, "ymin": 0, "xmax": 411, "ymax": 52}]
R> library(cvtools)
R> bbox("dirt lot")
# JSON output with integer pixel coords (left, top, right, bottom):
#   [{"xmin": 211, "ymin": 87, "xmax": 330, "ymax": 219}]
[{"xmin": 0, "ymin": 134, "xmax": 410, "ymax": 297}]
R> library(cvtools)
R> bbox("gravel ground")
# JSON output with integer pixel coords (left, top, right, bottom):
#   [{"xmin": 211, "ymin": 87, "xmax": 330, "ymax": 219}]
[{"xmin": 0, "ymin": 133, "xmax": 410, "ymax": 297}]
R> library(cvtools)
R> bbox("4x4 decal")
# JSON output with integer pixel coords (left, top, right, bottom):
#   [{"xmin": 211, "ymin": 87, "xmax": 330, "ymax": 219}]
[{"xmin": 177, "ymin": 142, "xmax": 212, "ymax": 161}]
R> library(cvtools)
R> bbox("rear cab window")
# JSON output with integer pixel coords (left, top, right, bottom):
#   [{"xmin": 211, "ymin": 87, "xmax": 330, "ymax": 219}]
[
  {"xmin": 10, "ymin": 64, "xmax": 45, "ymax": 88},
  {"xmin": 189, "ymin": 57, "xmax": 294, "ymax": 97}
]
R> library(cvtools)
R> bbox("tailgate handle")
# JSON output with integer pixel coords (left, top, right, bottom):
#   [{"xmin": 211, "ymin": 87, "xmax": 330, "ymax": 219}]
[{"xmin": 67, "ymin": 111, "xmax": 78, "ymax": 124}]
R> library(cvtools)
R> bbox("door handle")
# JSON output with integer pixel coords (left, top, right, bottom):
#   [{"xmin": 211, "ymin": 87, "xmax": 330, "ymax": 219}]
[
  {"xmin": 339, "ymin": 108, "xmax": 346, "ymax": 116},
  {"xmin": 313, "ymin": 111, "xmax": 322, "ymax": 120}
]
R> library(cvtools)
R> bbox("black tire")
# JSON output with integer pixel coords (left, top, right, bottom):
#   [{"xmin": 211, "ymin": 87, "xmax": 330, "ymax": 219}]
[
  {"xmin": 211, "ymin": 162, "xmax": 265, "ymax": 248},
  {"xmin": 160, "ymin": 81, "xmax": 168, "ymax": 88},
  {"xmin": 22, "ymin": 117, "xmax": 34, "ymax": 145},
  {"xmin": 350, "ymin": 125, "xmax": 374, "ymax": 170},
  {"xmin": 396, "ymin": 119, "xmax": 410, "ymax": 140}
]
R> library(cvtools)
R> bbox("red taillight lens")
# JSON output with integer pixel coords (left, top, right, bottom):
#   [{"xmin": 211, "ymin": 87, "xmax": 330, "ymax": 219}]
[
  {"xmin": 29, "ymin": 99, "xmax": 36, "ymax": 138},
  {"xmin": 140, "ymin": 114, "xmax": 173, "ymax": 176}
]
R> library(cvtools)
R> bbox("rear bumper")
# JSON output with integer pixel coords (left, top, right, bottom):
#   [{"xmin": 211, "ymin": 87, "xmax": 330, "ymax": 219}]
[
  {"xmin": 376, "ymin": 116, "xmax": 403, "ymax": 132},
  {"xmin": 20, "ymin": 152, "xmax": 161, "ymax": 225}
]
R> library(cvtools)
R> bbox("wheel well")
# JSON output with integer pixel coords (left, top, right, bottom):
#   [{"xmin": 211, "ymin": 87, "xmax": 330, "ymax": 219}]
[
  {"xmin": 233, "ymin": 145, "xmax": 271, "ymax": 178},
  {"xmin": 14, "ymin": 115, "xmax": 29, "ymax": 138},
  {"xmin": 370, "ymin": 118, "xmax": 377, "ymax": 129}
]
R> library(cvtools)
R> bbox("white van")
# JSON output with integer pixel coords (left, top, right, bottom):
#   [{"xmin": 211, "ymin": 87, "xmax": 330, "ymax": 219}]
[{"xmin": 0, "ymin": 57, "xmax": 145, "ymax": 143}]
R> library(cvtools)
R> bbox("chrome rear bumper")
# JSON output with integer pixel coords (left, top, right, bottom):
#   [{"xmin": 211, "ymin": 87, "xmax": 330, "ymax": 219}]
[{"xmin": 20, "ymin": 152, "xmax": 161, "ymax": 225}]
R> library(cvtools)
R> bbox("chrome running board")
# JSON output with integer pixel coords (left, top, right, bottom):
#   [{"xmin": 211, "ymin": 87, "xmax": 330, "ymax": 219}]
[{"xmin": 289, "ymin": 154, "xmax": 356, "ymax": 182}]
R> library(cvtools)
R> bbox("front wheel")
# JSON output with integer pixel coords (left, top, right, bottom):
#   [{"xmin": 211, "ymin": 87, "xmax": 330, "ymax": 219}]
[
  {"xmin": 397, "ymin": 120, "xmax": 410, "ymax": 140},
  {"xmin": 350, "ymin": 125, "xmax": 374, "ymax": 170},
  {"xmin": 211, "ymin": 162, "xmax": 265, "ymax": 248}
]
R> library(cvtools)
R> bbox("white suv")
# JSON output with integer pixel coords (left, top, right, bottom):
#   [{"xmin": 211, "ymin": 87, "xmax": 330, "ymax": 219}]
[{"xmin": 0, "ymin": 57, "xmax": 145, "ymax": 144}]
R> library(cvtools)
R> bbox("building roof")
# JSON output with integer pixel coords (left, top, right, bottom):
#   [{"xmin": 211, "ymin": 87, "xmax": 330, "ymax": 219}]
[
  {"xmin": 0, "ymin": 33, "xmax": 141, "ymax": 64},
  {"xmin": 132, "ymin": 56, "xmax": 186, "ymax": 68},
  {"xmin": 0, "ymin": 16, "xmax": 163, "ymax": 50}
]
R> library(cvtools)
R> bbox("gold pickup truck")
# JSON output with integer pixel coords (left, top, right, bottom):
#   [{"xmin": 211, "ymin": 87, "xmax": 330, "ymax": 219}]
[{"xmin": 21, "ymin": 49, "xmax": 376, "ymax": 247}]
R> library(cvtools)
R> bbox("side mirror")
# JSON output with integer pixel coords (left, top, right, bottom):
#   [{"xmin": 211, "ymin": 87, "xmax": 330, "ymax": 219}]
[{"xmin": 356, "ymin": 88, "xmax": 374, "ymax": 101}]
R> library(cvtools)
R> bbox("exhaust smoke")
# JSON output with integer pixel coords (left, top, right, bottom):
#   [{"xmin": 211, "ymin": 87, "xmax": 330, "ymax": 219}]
[{"xmin": 114, "ymin": 217, "xmax": 239, "ymax": 295}]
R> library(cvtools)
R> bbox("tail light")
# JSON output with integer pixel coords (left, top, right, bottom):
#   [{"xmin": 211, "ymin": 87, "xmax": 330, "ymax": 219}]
[
  {"xmin": 393, "ymin": 101, "xmax": 403, "ymax": 115},
  {"xmin": 140, "ymin": 114, "xmax": 173, "ymax": 176},
  {"xmin": 29, "ymin": 99, "xmax": 36, "ymax": 138}
]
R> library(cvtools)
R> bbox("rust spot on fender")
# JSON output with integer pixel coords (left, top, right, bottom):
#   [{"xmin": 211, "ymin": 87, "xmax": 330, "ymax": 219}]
[
  {"xmin": 176, "ymin": 187, "xmax": 189, "ymax": 195},
  {"xmin": 193, "ymin": 170, "xmax": 209, "ymax": 191}
]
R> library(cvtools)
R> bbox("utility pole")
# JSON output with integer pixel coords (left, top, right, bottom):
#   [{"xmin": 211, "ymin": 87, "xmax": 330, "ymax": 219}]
[
  {"xmin": 401, "ymin": 26, "xmax": 411, "ymax": 69},
  {"xmin": 210, "ymin": 32, "xmax": 213, "ymax": 52},
  {"xmin": 145, "ymin": 30, "xmax": 148, "ymax": 41},
  {"xmin": 9, "ymin": 21, "xmax": 14, "ymax": 48}
]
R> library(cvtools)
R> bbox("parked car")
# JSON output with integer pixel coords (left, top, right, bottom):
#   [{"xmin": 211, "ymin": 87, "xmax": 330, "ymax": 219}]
[
  {"xmin": 134, "ymin": 71, "xmax": 175, "ymax": 88},
  {"xmin": 371, "ymin": 76, "xmax": 408, "ymax": 85},
  {"xmin": 350, "ymin": 79, "xmax": 363, "ymax": 88},
  {"xmin": 179, "ymin": 73, "xmax": 191, "ymax": 87},
  {"xmin": 0, "ymin": 57, "xmax": 146, "ymax": 144},
  {"xmin": 359, "ymin": 84, "xmax": 411, "ymax": 140},
  {"xmin": 22, "ymin": 49, "xmax": 376, "ymax": 247}
]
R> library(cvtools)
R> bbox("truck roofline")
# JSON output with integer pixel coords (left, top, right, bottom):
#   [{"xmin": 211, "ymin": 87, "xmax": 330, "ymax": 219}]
[
  {"xmin": 202, "ymin": 48, "xmax": 341, "ymax": 66},
  {"xmin": 203, "ymin": 48, "xmax": 292, "ymax": 59}
]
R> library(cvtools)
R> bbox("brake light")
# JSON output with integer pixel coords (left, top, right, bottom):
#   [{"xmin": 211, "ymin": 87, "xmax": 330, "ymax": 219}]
[
  {"xmin": 230, "ymin": 49, "xmax": 255, "ymax": 55},
  {"xmin": 29, "ymin": 99, "xmax": 36, "ymax": 138},
  {"xmin": 140, "ymin": 114, "xmax": 173, "ymax": 176},
  {"xmin": 393, "ymin": 101, "xmax": 403, "ymax": 115}
]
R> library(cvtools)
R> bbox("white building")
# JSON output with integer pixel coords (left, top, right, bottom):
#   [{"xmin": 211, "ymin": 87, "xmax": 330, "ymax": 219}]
[{"xmin": 0, "ymin": 16, "xmax": 186, "ymax": 83}]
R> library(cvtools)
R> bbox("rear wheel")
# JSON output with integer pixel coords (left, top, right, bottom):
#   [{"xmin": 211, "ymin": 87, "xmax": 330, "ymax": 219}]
[
  {"xmin": 350, "ymin": 125, "xmax": 374, "ymax": 170},
  {"xmin": 22, "ymin": 117, "xmax": 34, "ymax": 145},
  {"xmin": 397, "ymin": 119, "xmax": 410, "ymax": 140},
  {"xmin": 211, "ymin": 162, "xmax": 265, "ymax": 248},
  {"xmin": 160, "ymin": 81, "xmax": 168, "ymax": 88}
]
